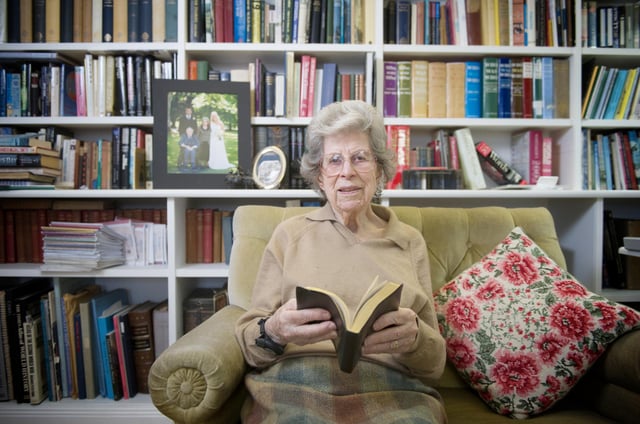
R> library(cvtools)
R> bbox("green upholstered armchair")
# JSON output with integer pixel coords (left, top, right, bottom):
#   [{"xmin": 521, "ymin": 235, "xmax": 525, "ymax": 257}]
[{"xmin": 149, "ymin": 205, "xmax": 640, "ymax": 424}]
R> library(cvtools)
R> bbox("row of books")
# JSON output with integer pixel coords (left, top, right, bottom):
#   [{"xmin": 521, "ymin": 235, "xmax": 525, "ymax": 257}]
[
  {"xmin": 582, "ymin": 1, "xmax": 640, "ymax": 48},
  {"xmin": 0, "ymin": 53, "xmax": 175, "ymax": 118},
  {"xmin": 185, "ymin": 208, "xmax": 233, "ymax": 264},
  {"xmin": 582, "ymin": 129, "xmax": 640, "ymax": 191},
  {"xmin": 0, "ymin": 199, "xmax": 167, "ymax": 264},
  {"xmin": 188, "ymin": 52, "xmax": 373, "ymax": 119},
  {"xmin": 603, "ymin": 210, "xmax": 640, "ymax": 289},
  {"xmin": 0, "ymin": 278, "xmax": 170, "ymax": 403},
  {"xmin": 384, "ymin": 0, "xmax": 575, "ymax": 47},
  {"xmin": 581, "ymin": 63, "xmax": 640, "ymax": 120},
  {"xmin": 254, "ymin": 125, "xmax": 308, "ymax": 189},
  {"xmin": 57, "ymin": 127, "xmax": 153, "ymax": 190},
  {"xmin": 2, "ymin": 0, "xmax": 178, "ymax": 44},
  {"xmin": 386, "ymin": 125, "xmax": 553, "ymax": 190},
  {"xmin": 0, "ymin": 133, "xmax": 62, "ymax": 188},
  {"xmin": 188, "ymin": 0, "xmax": 371, "ymax": 44},
  {"xmin": 383, "ymin": 56, "xmax": 569, "ymax": 119}
]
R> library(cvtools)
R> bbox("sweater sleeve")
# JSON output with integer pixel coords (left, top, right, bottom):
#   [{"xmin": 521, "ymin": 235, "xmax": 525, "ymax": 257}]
[
  {"xmin": 234, "ymin": 225, "xmax": 291, "ymax": 368},
  {"xmin": 394, "ymin": 234, "xmax": 447, "ymax": 380}
]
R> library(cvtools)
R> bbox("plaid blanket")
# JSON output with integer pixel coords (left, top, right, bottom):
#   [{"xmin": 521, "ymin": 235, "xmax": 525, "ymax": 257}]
[{"xmin": 242, "ymin": 357, "xmax": 446, "ymax": 424}]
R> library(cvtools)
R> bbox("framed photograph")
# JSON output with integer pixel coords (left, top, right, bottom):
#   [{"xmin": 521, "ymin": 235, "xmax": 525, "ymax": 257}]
[
  {"xmin": 152, "ymin": 79, "xmax": 252, "ymax": 189},
  {"xmin": 252, "ymin": 146, "xmax": 287, "ymax": 189}
]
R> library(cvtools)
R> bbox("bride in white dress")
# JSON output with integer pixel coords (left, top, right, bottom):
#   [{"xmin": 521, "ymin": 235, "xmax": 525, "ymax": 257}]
[{"xmin": 208, "ymin": 111, "xmax": 234, "ymax": 170}]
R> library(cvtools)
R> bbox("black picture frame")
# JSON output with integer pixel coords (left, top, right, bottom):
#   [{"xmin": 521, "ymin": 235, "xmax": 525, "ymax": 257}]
[{"xmin": 152, "ymin": 79, "xmax": 252, "ymax": 189}]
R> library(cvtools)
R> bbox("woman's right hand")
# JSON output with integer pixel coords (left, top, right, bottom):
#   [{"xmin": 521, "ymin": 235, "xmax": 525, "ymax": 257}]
[{"xmin": 265, "ymin": 298, "xmax": 337, "ymax": 346}]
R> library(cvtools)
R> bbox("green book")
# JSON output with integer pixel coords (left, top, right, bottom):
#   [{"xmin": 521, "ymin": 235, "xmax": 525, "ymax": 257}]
[
  {"xmin": 396, "ymin": 61, "xmax": 412, "ymax": 118},
  {"xmin": 482, "ymin": 57, "xmax": 499, "ymax": 118},
  {"xmin": 533, "ymin": 56, "xmax": 544, "ymax": 119}
]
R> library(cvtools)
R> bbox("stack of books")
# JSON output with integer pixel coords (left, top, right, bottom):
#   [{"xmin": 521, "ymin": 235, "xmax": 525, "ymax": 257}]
[
  {"xmin": 41, "ymin": 221, "xmax": 127, "ymax": 271},
  {"xmin": 0, "ymin": 132, "xmax": 61, "ymax": 189}
]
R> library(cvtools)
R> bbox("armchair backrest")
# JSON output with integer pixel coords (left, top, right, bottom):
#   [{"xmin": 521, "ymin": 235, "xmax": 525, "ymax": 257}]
[{"xmin": 227, "ymin": 205, "xmax": 565, "ymax": 311}]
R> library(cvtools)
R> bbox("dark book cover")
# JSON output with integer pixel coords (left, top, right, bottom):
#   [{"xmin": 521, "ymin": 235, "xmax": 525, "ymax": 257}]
[
  {"xmin": 106, "ymin": 330, "xmax": 123, "ymax": 400},
  {"xmin": 4, "ymin": 278, "xmax": 52, "ymax": 403},
  {"xmin": 60, "ymin": 0, "xmax": 74, "ymax": 42},
  {"xmin": 189, "ymin": 0, "xmax": 203, "ymax": 42},
  {"xmin": 139, "ymin": 0, "xmax": 152, "ymax": 41},
  {"xmin": 59, "ymin": 64, "xmax": 78, "ymax": 117},
  {"xmin": 475, "ymin": 141, "xmax": 526, "ymax": 186},
  {"xmin": 128, "ymin": 0, "xmax": 140, "ymax": 42},
  {"xmin": 129, "ymin": 301, "xmax": 158, "ymax": 393},
  {"xmin": 102, "ymin": 0, "xmax": 114, "ymax": 42},
  {"xmin": 296, "ymin": 279, "xmax": 402, "ymax": 373},
  {"xmin": 497, "ymin": 57, "xmax": 512, "ymax": 118},
  {"xmin": 114, "ymin": 56, "xmax": 127, "ymax": 117}
]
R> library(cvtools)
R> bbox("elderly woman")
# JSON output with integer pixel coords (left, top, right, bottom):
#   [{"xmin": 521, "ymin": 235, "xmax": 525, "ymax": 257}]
[{"xmin": 235, "ymin": 100, "xmax": 447, "ymax": 423}]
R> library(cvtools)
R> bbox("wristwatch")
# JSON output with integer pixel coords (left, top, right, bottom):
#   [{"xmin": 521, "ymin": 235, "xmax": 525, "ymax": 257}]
[{"xmin": 255, "ymin": 317, "xmax": 286, "ymax": 355}]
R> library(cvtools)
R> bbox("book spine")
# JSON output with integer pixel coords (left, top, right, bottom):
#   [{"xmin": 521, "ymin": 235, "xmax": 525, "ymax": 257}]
[
  {"xmin": 464, "ymin": 61, "xmax": 482, "ymax": 118},
  {"xmin": 139, "ymin": 0, "xmax": 153, "ymax": 41},
  {"xmin": 475, "ymin": 140, "xmax": 526, "ymax": 185},
  {"xmin": 165, "ymin": 0, "xmax": 178, "ymax": 41},
  {"xmin": 396, "ymin": 61, "xmax": 412, "ymax": 118},
  {"xmin": 103, "ymin": 0, "xmax": 115, "ymax": 42},
  {"xmin": 482, "ymin": 57, "xmax": 498, "ymax": 118},
  {"xmin": 497, "ymin": 57, "xmax": 512, "ymax": 118}
]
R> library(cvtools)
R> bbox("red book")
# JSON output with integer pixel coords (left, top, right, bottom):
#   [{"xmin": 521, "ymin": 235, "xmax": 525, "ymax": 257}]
[
  {"xmin": 385, "ymin": 125, "xmax": 411, "ymax": 189},
  {"xmin": 299, "ymin": 55, "xmax": 311, "ymax": 117},
  {"xmin": 223, "ymin": 0, "xmax": 233, "ymax": 42},
  {"xmin": 307, "ymin": 56, "xmax": 317, "ymax": 116},
  {"xmin": 522, "ymin": 57, "xmax": 533, "ymax": 118},
  {"xmin": 202, "ymin": 208, "xmax": 213, "ymax": 263},
  {"xmin": 214, "ymin": 0, "xmax": 225, "ymax": 42},
  {"xmin": 448, "ymin": 135, "xmax": 460, "ymax": 170}
]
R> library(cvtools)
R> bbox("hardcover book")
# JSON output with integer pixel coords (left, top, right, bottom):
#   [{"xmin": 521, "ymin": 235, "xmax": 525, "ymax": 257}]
[
  {"xmin": 382, "ymin": 61, "xmax": 398, "ymax": 117},
  {"xmin": 296, "ymin": 277, "xmax": 402, "ymax": 373},
  {"xmin": 453, "ymin": 127, "xmax": 487, "ymax": 189},
  {"xmin": 482, "ymin": 57, "xmax": 499, "ymax": 118},
  {"xmin": 475, "ymin": 141, "xmax": 526, "ymax": 186}
]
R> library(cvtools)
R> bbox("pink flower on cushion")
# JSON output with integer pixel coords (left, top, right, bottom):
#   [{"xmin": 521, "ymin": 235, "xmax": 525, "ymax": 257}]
[
  {"xmin": 475, "ymin": 279, "xmax": 505, "ymax": 302},
  {"xmin": 550, "ymin": 302, "xmax": 594, "ymax": 341},
  {"xmin": 544, "ymin": 375, "xmax": 561, "ymax": 394},
  {"xmin": 446, "ymin": 337, "xmax": 477, "ymax": 369},
  {"xmin": 621, "ymin": 308, "xmax": 640, "ymax": 327},
  {"xmin": 553, "ymin": 279, "xmax": 588, "ymax": 298},
  {"xmin": 594, "ymin": 301, "xmax": 619, "ymax": 331},
  {"xmin": 446, "ymin": 297, "xmax": 481, "ymax": 332},
  {"xmin": 490, "ymin": 350, "xmax": 541, "ymax": 397},
  {"xmin": 535, "ymin": 333, "xmax": 565, "ymax": 364},
  {"xmin": 499, "ymin": 251, "xmax": 539, "ymax": 286}
]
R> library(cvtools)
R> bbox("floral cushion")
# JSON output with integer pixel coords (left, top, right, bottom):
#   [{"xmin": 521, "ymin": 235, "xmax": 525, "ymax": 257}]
[{"xmin": 433, "ymin": 226, "xmax": 640, "ymax": 419}]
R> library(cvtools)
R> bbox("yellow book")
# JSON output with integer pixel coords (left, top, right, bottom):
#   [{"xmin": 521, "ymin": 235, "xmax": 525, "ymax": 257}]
[
  {"xmin": 446, "ymin": 62, "xmax": 466, "ymax": 118},
  {"xmin": 411, "ymin": 60, "xmax": 428, "ymax": 118},
  {"xmin": 614, "ymin": 68, "xmax": 638, "ymax": 120},
  {"xmin": 296, "ymin": 276, "xmax": 403, "ymax": 373},
  {"xmin": 427, "ymin": 62, "xmax": 446, "ymax": 118}
]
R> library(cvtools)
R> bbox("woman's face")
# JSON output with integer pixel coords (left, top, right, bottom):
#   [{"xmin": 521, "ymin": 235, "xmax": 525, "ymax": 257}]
[{"xmin": 318, "ymin": 131, "xmax": 378, "ymax": 218}]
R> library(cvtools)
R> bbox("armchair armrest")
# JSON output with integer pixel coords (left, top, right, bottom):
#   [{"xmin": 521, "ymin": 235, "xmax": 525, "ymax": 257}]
[
  {"xmin": 149, "ymin": 305, "xmax": 248, "ymax": 424},
  {"xmin": 580, "ymin": 328, "xmax": 640, "ymax": 424}
]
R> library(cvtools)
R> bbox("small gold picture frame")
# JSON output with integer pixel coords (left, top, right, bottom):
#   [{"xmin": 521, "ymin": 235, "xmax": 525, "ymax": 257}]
[{"xmin": 252, "ymin": 146, "xmax": 287, "ymax": 189}]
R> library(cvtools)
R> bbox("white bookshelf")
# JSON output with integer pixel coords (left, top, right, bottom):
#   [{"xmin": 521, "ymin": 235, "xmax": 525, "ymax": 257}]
[{"xmin": 1, "ymin": 1, "xmax": 640, "ymax": 421}]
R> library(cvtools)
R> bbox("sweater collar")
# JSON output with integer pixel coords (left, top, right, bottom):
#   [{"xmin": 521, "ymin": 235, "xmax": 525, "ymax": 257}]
[{"xmin": 306, "ymin": 203, "xmax": 410, "ymax": 249}]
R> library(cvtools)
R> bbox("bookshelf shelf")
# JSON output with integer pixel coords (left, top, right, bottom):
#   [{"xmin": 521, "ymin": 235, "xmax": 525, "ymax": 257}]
[{"xmin": 2, "ymin": 1, "xmax": 640, "ymax": 421}]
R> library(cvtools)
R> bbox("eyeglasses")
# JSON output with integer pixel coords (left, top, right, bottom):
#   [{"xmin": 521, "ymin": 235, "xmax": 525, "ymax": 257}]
[{"xmin": 321, "ymin": 150, "xmax": 376, "ymax": 176}]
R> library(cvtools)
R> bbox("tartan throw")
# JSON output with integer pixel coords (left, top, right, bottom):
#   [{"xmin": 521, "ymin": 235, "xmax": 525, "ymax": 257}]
[{"xmin": 242, "ymin": 357, "xmax": 446, "ymax": 423}]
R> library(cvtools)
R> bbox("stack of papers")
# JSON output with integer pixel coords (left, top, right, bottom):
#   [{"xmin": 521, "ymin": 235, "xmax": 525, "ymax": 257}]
[{"xmin": 41, "ymin": 221, "xmax": 127, "ymax": 271}]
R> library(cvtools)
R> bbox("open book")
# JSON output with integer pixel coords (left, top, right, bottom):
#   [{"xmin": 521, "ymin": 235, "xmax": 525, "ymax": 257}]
[{"xmin": 296, "ymin": 277, "xmax": 403, "ymax": 373}]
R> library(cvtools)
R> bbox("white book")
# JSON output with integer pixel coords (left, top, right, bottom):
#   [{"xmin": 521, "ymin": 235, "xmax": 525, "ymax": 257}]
[
  {"xmin": 92, "ymin": 0, "xmax": 102, "ymax": 42},
  {"xmin": 624, "ymin": 237, "xmax": 640, "ymax": 251},
  {"xmin": 50, "ymin": 66, "xmax": 61, "ymax": 117},
  {"xmin": 152, "ymin": 301, "xmax": 169, "ymax": 358},
  {"xmin": 454, "ymin": 128, "xmax": 487, "ymax": 190},
  {"xmin": 275, "ymin": 73, "xmax": 286, "ymax": 117},
  {"xmin": 97, "ymin": 55, "xmax": 107, "ymax": 117},
  {"xmin": 84, "ymin": 54, "xmax": 95, "ymax": 117}
]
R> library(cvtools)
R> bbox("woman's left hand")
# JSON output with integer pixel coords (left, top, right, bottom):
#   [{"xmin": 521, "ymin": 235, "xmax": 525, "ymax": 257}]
[{"xmin": 361, "ymin": 307, "xmax": 419, "ymax": 354}]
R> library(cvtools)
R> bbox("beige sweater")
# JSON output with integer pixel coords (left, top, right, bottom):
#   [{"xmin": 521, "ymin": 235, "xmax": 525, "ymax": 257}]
[{"xmin": 235, "ymin": 203, "xmax": 446, "ymax": 382}]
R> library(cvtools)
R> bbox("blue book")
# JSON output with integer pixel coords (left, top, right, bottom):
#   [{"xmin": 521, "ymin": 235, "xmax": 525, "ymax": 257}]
[
  {"xmin": 331, "ymin": 0, "xmax": 342, "ymax": 43},
  {"xmin": 593, "ymin": 139, "xmax": 601, "ymax": 190},
  {"xmin": 233, "ymin": 0, "xmax": 247, "ymax": 42},
  {"xmin": 629, "ymin": 130, "xmax": 640, "ymax": 181},
  {"xmin": 464, "ymin": 61, "xmax": 482, "ymax": 118},
  {"xmin": 497, "ymin": 57, "xmax": 512, "ymax": 118},
  {"xmin": 6, "ymin": 72, "xmax": 21, "ymax": 117},
  {"xmin": 0, "ymin": 68, "xmax": 6, "ymax": 117},
  {"xmin": 541, "ymin": 57, "xmax": 554, "ymax": 119},
  {"xmin": 292, "ymin": 0, "xmax": 300, "ymax": 43},
  {"xmin": 39, "ymin": 297, "xmax": 56, "ymax": 401},
  {"xmin": 321, "ymin": 62, "xmax": 338, "ymax": 108},
  {"xmin": 601, "ymin": 135, "xmax": 614, "ymax": 190},
  {"xmin": 90, "ymin": 289, "xmax": 129, "ymax": 399},
  {"xmin": 396, "ymin": 0, "xmax": 411, "ymax": 44},
  {"xmin": 165, "ymin": 0, "xmax": 178, "ymax": 41},
  {"xmin": 59, "ymin": 64, "xmax": 77, "ymax": 117},
  {"xmin": 603, "ymin": 69, "xmax": 629, "ymax": 119}
]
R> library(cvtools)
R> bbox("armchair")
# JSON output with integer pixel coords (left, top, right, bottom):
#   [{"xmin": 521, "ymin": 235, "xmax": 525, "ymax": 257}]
[{"xmin": 149, "ymin": 205, "xmax": 639, "ymax": 423}]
